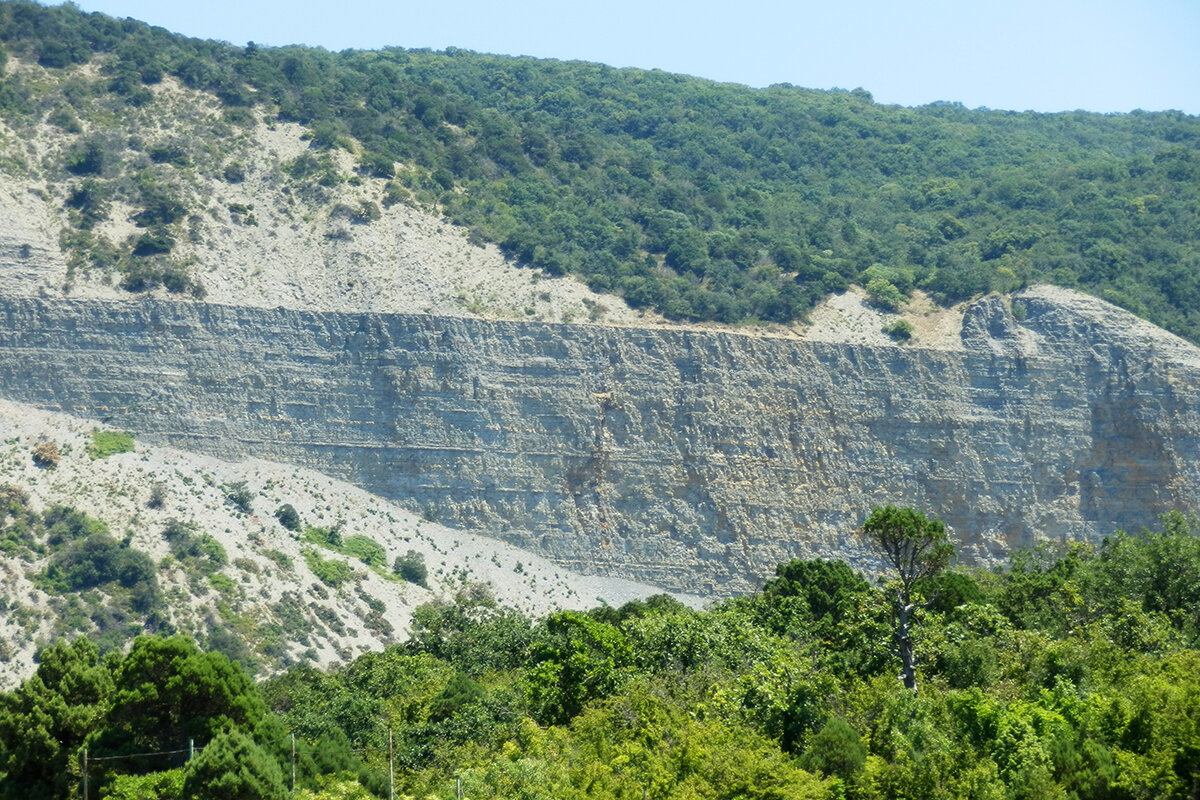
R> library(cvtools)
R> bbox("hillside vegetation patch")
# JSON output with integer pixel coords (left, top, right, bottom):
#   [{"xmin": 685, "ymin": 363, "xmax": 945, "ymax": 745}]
[{"xmin": 86, "ymin": 429, "xmax": 134, "ymax": 459}]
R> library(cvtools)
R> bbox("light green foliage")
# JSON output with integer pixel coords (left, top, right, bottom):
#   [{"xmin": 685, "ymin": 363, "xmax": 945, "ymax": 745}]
[
  {"xmin": 2, "ymin": 514, "xmax": 1200, "ymax": 800},
  {"xmin": 865, "ymin": 277, "xmax": 906, "ymax": 311},
  {"xmin": 295, "ymin": 777, "xmax": 376, "ymax": 800},
  {"xmin": 303, "ymin": 548, "xmax": 355, "ymax": 588},
  {"xmin": 106, "ymin": 768, "xmax": 184, "ymax": 800},
  {"xmin": 341, "ymin": 535, "xmax": 385, "ymax": 568},
  {"xmin": 409, "ymin": 587, "xmax": 531, "ymax": 674},
  {"xmin": 86, "ymin": 429, "xmax": 134, "ymax": 459},
  {"xmin": 883, "ymin": 318, "xmax": 914, "ymax": 341},
  {"xmin": 263, "ymin": 548, "xmax": 293, "ymax": 570},
  {"xmin": 303, "ymin": 524, "xmax": 342, "ymax": 549}
]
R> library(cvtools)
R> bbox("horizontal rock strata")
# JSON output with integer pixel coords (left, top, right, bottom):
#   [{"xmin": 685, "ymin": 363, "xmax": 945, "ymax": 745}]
[{"xmin": 1, "ymin": 288, "xmax": 1197, "ymax": 594}]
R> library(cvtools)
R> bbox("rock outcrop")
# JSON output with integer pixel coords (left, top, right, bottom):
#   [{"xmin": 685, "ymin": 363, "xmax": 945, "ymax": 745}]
[{"xmin": 1, "ymin": 286, "xmax": 1197, "ymax": 595}]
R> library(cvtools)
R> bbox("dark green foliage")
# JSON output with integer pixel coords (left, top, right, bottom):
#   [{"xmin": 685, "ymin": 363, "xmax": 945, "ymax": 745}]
[
  {"xmin": 163, "ymin": 519, "xmax": 227, "ymax": 576},
  {"xmin": 130, "ymin": 229, "xmax": 174, "ymax": 256},
  {"xmin": 181, "ymin": 729, "xmax": 286, "ymax": 800},
  {"xmin": 273, "ymin": 503, "xmax": 301, "ymax": 532},
  {"xmin": 36, "ymin": 508, "xmax": 162, "ymax": 619},
  {"xmin": 222, "ymin": 161, "xmax": 246, "ymax": 182},
  {"xmin": 863, "ymin": 505, "xmax": 955, "ymax": 691},
  {"xmin": 863, "ymin": 506, "xmax": 954, "ymax": 596},
  {"xmin": 222, "ymin": 481, "xmax": 254, "ymax": 514},
  {"xmin": 918, "ymin": 569, "xmax": 984, "ymax": 613},
  {"xmin": 427, "ymin": 671, "xmax": 484, "ymax": 721},
  {"xmin": 0, "ymin": 484, "xmax": 39, "ymax": 557},
  {"xmin": 392, "ymin": 549, "xmax": 427, "ymax": 587},
  {"xmin": 799, "ymin": 717, "xmax": 867, "ymax": 781},
  {"xmin": 3, "ymin": 0, "xmax": 1199, "ymax": 336},
  {"xmin": 0, "ymin": 639, "xmax": 112, "ymax": 800},
  {"xmin": 65, "ymin": 179, "xmax": 110, "ymax": 228},
  {"xmin": 39, "ymin": 532, "xmax": 157, "ymax": 595},
  {"xmin": 118, "ymin": 258, "xmax": 197, "ymax": 295},
  {"xmin": 527, "ymin": 610, "xmax": 634, "ymax": 724},
  {"xmin": 64, "ymin": 138, "xmax": 105, "ymax": 176},
  {"xmin": 97, "ymin": 635, "xmax": 267, "ymax": 758},
  {"xmin": 762, "ymin": 558, "xmax": 873, "ymax": 633},
  {"xmin": 147, "ymin": 481, "xmax": 167, "ymax": 509}
]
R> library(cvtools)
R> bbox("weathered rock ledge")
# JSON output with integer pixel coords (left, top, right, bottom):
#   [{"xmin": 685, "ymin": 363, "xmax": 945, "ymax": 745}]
[{"xmin": 0, "ymin": 286, "xmax": 1196, "ymax": 594}]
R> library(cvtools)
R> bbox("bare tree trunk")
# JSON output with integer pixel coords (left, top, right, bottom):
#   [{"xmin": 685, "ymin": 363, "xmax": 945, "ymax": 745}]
[{"xmin": 897, "ymin": 600, "xmax": 918, "ymax": 692}]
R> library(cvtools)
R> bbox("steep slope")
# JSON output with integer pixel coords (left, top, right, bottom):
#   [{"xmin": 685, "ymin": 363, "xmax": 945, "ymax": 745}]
[
  {"xmin": 0, "ymin": 60, "xmax": 649, "ymax": 324},
  {"xmin": 2, "ymin": 2, "xmax": 1200, "ymax": 337},
  {"xmin": 0, "ymin": 286, "xmax": 1195, "ymax": 597},
  {"xmin": 0, "ymin": 398, "xmax": 683, "ymax": 689}
]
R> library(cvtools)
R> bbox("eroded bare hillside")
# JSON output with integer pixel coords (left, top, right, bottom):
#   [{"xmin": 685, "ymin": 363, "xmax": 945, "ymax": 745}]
[
  {"xmin": 0, "ymin": 398, "xmax": 683, "ymax": 688},
  {"xmin": 0, "ymin": 56, "xmax": 655, "ymax": 324}
]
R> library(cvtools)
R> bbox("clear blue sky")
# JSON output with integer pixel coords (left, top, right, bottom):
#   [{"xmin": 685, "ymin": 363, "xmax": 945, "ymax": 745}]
[{"xmin": 63, "ymin": 0, "xmax": 1199, "ymax": 114}]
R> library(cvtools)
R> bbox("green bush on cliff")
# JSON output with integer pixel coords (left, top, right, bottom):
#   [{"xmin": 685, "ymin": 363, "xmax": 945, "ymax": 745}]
[
  {"xmin": 341, "ymin": 535, "xmax": 385, "ymax": 568},
  {"xmin": 303, "ymin": 548, "xmax": 354, "ymax": 588},
  {"xmin": 86, "ymin": 429, "xmax": 134, "ymax": 459}
]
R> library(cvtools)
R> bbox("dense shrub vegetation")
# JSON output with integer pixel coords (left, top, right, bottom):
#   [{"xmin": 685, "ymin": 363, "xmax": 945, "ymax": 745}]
[
  {"xmin": 2, "ymin": 513, "xmax": 1199, "ymax": 799},
  {"xmin": 0, "ymin": 1, "xmax": 1198, "ymax": 338},
  {"xmin": 86, "ymin": 429, "xmax": 134, "ymax": 459}
]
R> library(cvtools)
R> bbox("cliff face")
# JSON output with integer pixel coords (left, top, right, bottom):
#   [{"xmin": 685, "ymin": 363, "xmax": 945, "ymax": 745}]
[{"xmin": 1, "ymin": 287, "xmax": 1197, "ymax": 594}]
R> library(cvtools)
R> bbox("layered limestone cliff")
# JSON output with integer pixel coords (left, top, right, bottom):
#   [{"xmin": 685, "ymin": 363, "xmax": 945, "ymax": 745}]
[{"xmin": 1, "ymin": 286, "xmax": 1197, "ymax": 595}]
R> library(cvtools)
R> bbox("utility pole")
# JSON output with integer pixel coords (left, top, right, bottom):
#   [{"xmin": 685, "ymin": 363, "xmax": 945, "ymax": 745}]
[
  {"xmin": 80, "ymin": 747, "xmax": 88, "ymax": 800},
  {"xmin": 188, "ymin": 738, "xmax": 194, "ymax": 762}
]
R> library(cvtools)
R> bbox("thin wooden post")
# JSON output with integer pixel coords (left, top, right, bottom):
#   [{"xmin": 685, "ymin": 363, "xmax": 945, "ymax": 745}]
[
  {"xmin": 291, "ymin": 732, "xmax": 296, "ymax": 794},
  {"xmin": 388, "ymin": 729, "xmax": 395, "ymax": 800},
  {"xmin": 456, "ymin": 774, "xmax": 463, "ymax": 800},
  {"xmin": 80, "ymin": 747, "xmax": 88, "ymax": 800}
]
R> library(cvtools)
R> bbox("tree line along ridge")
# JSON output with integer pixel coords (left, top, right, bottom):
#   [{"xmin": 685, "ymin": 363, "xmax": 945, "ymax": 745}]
[{"xmin": 0, "ymin": 1, "xmax": 1197, "ymax": 339}]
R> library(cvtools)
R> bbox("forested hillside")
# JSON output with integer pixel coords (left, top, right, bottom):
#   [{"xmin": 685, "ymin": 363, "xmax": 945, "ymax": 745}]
[
  {"xmin": 3, "ymin": 513, "xmax": 1199, "ymax": 799},
  {"xmin": 1, "ymin": 1, "xmax": 1198, "ymax": 338}
]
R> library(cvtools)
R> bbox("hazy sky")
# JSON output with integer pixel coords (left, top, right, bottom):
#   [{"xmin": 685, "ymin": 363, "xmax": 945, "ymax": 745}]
[{"xmin": 63, "ymin": 0, "xmax": 1199, "ymax": 114}]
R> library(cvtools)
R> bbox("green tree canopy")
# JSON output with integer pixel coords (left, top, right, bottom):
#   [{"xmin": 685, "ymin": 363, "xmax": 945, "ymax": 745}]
[
  {"xmin": 862, "ymin": 505, "xmax": 955, "ymax": 691},
  {"xmin": 181, "ymin": 729, "xmax": 287, "ymax": 800}
]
